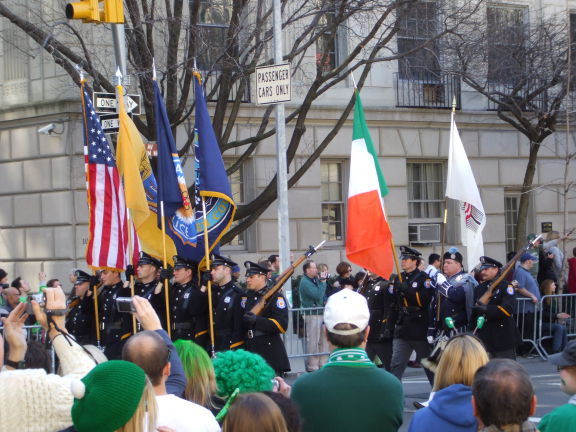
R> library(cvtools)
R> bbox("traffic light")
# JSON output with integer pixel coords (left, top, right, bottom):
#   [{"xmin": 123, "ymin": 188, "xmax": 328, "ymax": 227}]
[{"xmin": 65, "ymin": 0, "xmax": 124, "ymax": 24}]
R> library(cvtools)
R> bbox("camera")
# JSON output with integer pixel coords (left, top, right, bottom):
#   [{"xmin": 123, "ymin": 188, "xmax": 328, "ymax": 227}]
[
  {"xmin": 116, "ymin": 297, "xmax": 136, "ymax": 313},
  {"xmin": 27, "ymin": 293, "xmax": 45, "ymax": 315},
  {"xmin": 1, "ymin": 283, "xmax": 8, "ymax": 289}
]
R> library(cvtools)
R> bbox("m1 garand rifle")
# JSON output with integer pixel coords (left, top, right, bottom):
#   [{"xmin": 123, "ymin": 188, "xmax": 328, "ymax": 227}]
[{"xmin": 249, "ymin": 240, "xmax": 326, "ymax": 316}]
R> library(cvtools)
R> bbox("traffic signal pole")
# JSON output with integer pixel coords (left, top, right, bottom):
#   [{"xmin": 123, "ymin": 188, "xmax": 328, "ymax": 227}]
[{"xmin": 111, "ymin": 24, "xmax": 127, "ymax": 81}]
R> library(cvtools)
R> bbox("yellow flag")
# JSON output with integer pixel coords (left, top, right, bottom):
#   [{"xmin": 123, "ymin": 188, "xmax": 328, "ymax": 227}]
[{"xmin": 116, "ymin": 86, "xmax": 177, "ymax": 264}]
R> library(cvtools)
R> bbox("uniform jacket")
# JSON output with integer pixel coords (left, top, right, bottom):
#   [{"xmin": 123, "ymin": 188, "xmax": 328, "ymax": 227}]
[
  {"xmin": 169, "ymin": 280, "xmax": 208, "ymax": 344},
  {"xmin": 213, "ymin": 280, "xmax": 245, "ymax": 351},
  {"xmin": 392, "ymin": 269, "xmax": 434, "ymax": 341},
  {"xmin": 98, "ymin": 281, "xmax": 133, "ymax": 346},
  {"xmin": 241, "ymin": 287, "xmax": 291, "ymax": 374},
  {"xmin": 472, "ymin": 278, "xmax": 519, "ymax": 353},
  {"xmin": 66, "ymin": 294, "xmax": 95, "ymax": 345},
  {"xmin": 361, "ymin": 277, "xmax": 394, "ymax": 341},
  {"xmin": 134, "ymin": 279, "xmax": 166, "ymax": 330}
]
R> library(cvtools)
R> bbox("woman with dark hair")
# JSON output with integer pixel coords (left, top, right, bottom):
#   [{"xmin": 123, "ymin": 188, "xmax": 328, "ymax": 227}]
[
  {"xmin": 540, "ymin": 279, "xmax": 569, "ymax": 353},
  {"xmin": 326, "ymin": 262, "xmax": 356, "ymax": 297},
  {"xmin": 222, "ymin": 393, "xmax": 288, "ymax": 432}
]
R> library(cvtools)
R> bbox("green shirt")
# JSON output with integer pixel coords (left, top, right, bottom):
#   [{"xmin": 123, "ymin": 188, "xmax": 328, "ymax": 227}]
[
  {"xmin": 538, "ymin": 401, "xmax": 576, "ymax": 432},
  {"xmin": 291, "ymin": 348, "xmax": 403, "ymax": 432}
]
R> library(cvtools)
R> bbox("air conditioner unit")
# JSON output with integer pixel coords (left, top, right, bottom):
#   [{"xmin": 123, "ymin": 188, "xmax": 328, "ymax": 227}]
[{"xmin": 409, "ymin": 223, "xmax": 441, "ymax": 244}]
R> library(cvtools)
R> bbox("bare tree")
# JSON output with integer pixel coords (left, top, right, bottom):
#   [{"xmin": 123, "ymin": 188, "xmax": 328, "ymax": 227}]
[
  {"xmin": 445, "ymin": 7, "xmax": 571, "ymax": 251},
  {"xmin": 0, "ymin": 0, "xmax": 479, "ymax": 244}
]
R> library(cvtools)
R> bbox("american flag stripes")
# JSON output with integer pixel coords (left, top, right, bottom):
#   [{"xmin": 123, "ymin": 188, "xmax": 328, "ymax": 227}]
[{"xmin": 81, "ymin": 84, "xmax": 140, "ymax": 270}]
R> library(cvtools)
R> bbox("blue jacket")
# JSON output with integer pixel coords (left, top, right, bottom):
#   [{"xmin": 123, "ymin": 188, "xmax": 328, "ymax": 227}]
[{"xmin": 408, "ymin": 384, "xmax": 477, "ymax": 432}]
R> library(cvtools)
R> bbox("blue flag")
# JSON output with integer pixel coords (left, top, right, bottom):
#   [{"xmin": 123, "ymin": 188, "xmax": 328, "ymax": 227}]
[
  {"xmin": 191, "ymin": 73, "xmax": 236, "ymax": 263},
  {"xmin": 154, "ymin": 80, "xmax": 198, "ymax": 257}
]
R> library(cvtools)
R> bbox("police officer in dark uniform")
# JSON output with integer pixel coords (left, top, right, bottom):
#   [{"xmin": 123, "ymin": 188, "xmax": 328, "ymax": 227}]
[
  {"xmin": 390, "ymin": 246, "xmax": 435, "ymax": 384},
  {"xmin": 241, "ymin": 261, "xmax": 291, "ymax": 375},
  {"xmin": 472, "ymin": 256, "xmax": 518, "ymax": 359},
  {"xmin": 428, "ymin": 248, "xmax": 478, "ymax": 338},
  {"xmin": 210, "ymin": 254, "xmax": 246, "ymax": 351},
  {"xmin": 66, "ymin": 270, "xmax": 96, "ymax": 345},
  {"xmin": 134, "ymin": 252, "xmax": 167, "ymax": 330},
  {"xmin": 360, "ymin": 270, "xmax": 394, "ymax": 371},
  {"xmin": 98, "ymin": 269, "xmax": 133, "ymax": 359},
  {"xmin": 170, "ymin": 255, "xmax": 209, "ymax": 348}
]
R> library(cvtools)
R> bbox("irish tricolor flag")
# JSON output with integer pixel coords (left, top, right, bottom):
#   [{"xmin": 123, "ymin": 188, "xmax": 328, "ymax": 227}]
[{"xmin": 346, "ymin": 91, "xmax": 394, "ymax": 279}]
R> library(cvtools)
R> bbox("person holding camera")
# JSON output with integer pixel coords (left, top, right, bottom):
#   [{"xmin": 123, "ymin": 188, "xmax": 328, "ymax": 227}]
[
  {"xmin": 0, "ymin": 287, "xmax": 96, "ymax": 432},
  {"xmin": 98, "ymin": 269, "xmax": 133, "ymax": 359}
]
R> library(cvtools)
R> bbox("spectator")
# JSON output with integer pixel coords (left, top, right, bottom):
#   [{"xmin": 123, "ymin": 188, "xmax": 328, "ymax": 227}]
[
  {"xmin": 537, "ymin": 340, "xmax": 576, "ymax": 431},
  {"xmin": 567, "ymin": 247, "xmax": 576, "ymax": 294},
  {"xmin": 524, "ymin": 234, "xmax": 541, "ymax": 280},
  {"xmin": 543, "ymin": 231, "xmax": 566, "ymax": 285},
  {"xmin": 540, "ymin": 279, "xmax": 569, "ymax": 353},
  {"xmin": 291, "ymin": 289, "xmax": 403, "ymax": 432},
  {"xmin": 425, "ymin": 253, "xmax": 441, "ymax": 278},
  {"xmin": 213, "ymin": 349, "xmax": 276, "ymax": 398},
  {"xmin": 174, "ymin": 339, "xmax": 225, "ymax": 415},
  {"xmin": 122, "ymin": 297, "xmax": 219, "ymax": 432},
  {"xmin": 11, "ymin": 277, "xmax": 31, "ymax": 295},
  {"xmin": 24, "ymin": 340, "xmax": 51, "ymax": 373},
  {"xmin": 70, "ymin": 360, "xmax": 158, "ymax": 432},
  {"xmin": 471, "ymin": 359, "xmax": 537, "ymax": 432},
  {"xmin": 269, "ymin": 254, "xmax": 280, "ymax": 283},
  {"xmin": 298, "ymin": 260, "xmax": 328, "ymax": 372},
  {"xmin": 222, "ymin": 392, "xmax": 288, "ymax": 432},
  {"xmin": 0, "ymin": 268, "xmax": 8, "ymax": 307},
  {"xmin": 408, "ymin": 335, "xmax": 489, "ymax": 432},
  {"xmin": 0, "ymin": 288, "xmax": 96, "ymax": 432},
  {"xmin": 513, "ymin": 253, "xmax": 541, "ymax": 348},
  {"xmin": 263, "ymin": 391, "xmax": 302, "ymax": 432},
  {"xmin": 1, "ymin": 287, "xmax": 21, "ymax": 315},
  {"xmin": 329, "ymin": 261, "xmax": 356, "ymax": 295}
]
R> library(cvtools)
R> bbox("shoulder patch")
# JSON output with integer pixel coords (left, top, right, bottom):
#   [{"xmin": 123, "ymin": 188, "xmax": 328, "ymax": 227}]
[
  {"xmin": 412, "ymin": 282, "xmax": 418, "ymax": 288},
  {"xmin": 506, "ymin": 286, "xmax": 515, "ymax": 295},
  {"xmin": 276, "ymin": 297, "xmax": 286, "ymax": 309},
  {"xmin": 241, "ymin": 297, "xmax": 247, "ymax": 308},
  {"xmin": 424, "ymin": 279, "xmax": 432, "ymax": 289},
  {"xmin": 388, "ymin": 286, "xmax": 394, "ymax": 294}
]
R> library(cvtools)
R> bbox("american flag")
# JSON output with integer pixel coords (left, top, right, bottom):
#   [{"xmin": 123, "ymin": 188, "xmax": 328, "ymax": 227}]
[{"xmin": 81, "ymin": 85, "xmax": 140, "ymax": 270}]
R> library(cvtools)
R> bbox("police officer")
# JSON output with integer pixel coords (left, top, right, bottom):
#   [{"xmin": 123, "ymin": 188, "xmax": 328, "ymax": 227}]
[
  {"xmin": 472, "ymin": 256, "xmax": 518, "ymax": 359},
  {"xmin": 98, "ymin": 269, "xmax": 133, "ymax": 359},
  {"xmin": 66, "ymin": 270, "xmax": 96, "ymax": 345},
  {"xmin": 241, "ymin": 261, "xmax": 290, "ymax": 375},
  {"xmin": 390, "ymin": 246, "xmax": 435, "ymax": 384},
  {"xmin": 134, "ymin": 252, "xmax": 166, "ymax": 330},
  {"xmin": 428, "ymin": 248, "xmax": 478, "ymax": 338},
  {"xmin": 360, "ymin": 270, "xmax": 394, "ymax": 371},
  {"xmin": 210, "ymin": 254, "xmax": 245, "ymax": 351},
  {"xmin": 170, "ymin": 255, "xmax": 209, "ymax": 348}
]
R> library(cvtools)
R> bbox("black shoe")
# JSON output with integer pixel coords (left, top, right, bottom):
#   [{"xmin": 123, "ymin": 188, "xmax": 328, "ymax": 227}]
[{"xmin": 413, "ymin": 401, "xmax": 425, "ymax": 410}]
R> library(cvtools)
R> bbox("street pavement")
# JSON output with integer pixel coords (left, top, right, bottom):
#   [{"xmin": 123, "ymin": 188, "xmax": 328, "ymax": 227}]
[{"xmin": 286, "ymin": 354, "xmax": 568, "ymax": 431}]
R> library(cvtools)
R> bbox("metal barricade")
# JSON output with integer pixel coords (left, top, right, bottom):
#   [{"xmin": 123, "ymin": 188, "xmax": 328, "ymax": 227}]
[
  {"xmin": 538, "ymin": 293, "xmax": 576, "ymax": 358},
  {"xmin": 514, "ymin": 297, "xmax": 546, "ymax": 358},
  {"xmin": 284, "ymin": 306, "xmax": 330, "ymax": 359}
]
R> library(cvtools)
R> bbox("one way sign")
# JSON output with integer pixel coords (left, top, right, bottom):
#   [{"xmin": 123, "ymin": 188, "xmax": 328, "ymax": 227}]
[{"xmin": 93, "ymin": 92, "xmax": 141, "ymax": 115}]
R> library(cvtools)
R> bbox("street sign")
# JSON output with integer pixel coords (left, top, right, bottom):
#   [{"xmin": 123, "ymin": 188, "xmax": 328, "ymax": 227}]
[
  {"xmin": 255, "ymin": 63, "xmax": 291, "ymax": 105},
  {"xmin": 93, "ymin": 92, "xmax": 141, "ymax": 115},
  {"xmin": 100, "ymin": 114, "xmax": 120, "ymax": 133}
]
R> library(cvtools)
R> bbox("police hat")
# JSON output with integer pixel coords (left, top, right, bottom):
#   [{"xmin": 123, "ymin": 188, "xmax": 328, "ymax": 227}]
[
  {"xmin": 443, "ymin": 247, "xmax": 463, "ymax": 265},
  {"xmin": 244, "ymin": 261, "xmax": 269, "ymax": 276},
  {"xmin": 479, "ymin": 256, "xmax": 503, "ymax": 270},
  {"xmin": 211, "ymin": 254, "xmax": 237, "ymax": 269},
  {"xmin": 74, "ymin": 270, "xmax": 91, "ymax": 285},
  {"xmin": 173, "ymin": 255, "xmax": 195, "ymax": 270},
  {"xmin": 400, "ymin": 246, "xmax": 421, "ymax": 260},
  {"xmin": 138, "ymin": 251, "xmax": 162, "ymax": 268}
]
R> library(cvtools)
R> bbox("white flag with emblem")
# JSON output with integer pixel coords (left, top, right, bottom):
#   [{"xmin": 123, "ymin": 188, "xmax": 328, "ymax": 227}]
[{"xmin": 446, "ymin": 115, "xmax": 485, "ymax": 271}]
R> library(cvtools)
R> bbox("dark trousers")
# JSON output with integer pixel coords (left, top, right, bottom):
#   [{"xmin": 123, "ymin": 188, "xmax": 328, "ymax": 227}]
[
  {"xmin": 391, "ymin": 338, "xmax": 435, "ymax": 385},
  {"xmin": 490, "ymin": 348, "xmax": 516, "ymax": 360},
  {"xmin": 366, "ymin": 339, "xmax": 393, "ymax": 372}
]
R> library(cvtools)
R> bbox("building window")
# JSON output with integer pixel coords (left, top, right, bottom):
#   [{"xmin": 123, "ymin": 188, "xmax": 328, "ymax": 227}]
[
  {"xmin": 321, "ymin": 161, "xmax": 345, "ymax": 241},
  {"xmin": 570, "ymin": 13, "xmax": 576, "ymax": 88},
  {"xmin": 407, "ymin": 162, "xmax": 444, "ymax": 220},
  {"xmin": 487, "ymin": 5, "xmax": 526, "ymax": 84},
  {"xmin": 197, "ymin": 0, "xmax": 232, "ymax": 71},
  {"xmin": 504, "ymin": 194, "xmax": 519, "ymax": 254},
  {"xmin": 397, "ymin": 0, "xmax": 440, "ymax": 81},
  {"xmin": 316, "ymin": 10, "xmax": 347, "ymax": 73},
  {"xmin": 224, "ymin": 161, "xmax": 245, "ymax": 248}
]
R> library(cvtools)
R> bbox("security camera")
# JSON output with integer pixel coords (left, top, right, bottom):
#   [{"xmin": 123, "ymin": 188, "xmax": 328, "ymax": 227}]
[{"xmin": 38, "ymin": 123, "xmax": 56, "ymax": 135}]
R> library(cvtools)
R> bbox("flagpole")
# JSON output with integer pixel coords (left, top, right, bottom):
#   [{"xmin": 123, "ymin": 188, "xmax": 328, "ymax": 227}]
[
  {"xmin": 160, "ymin": 200, "xmax": 172, "ymax": 337},
  {"xmin": 202, "ymin": 196, "xmax": 216, "ymax": 357},
  {"xmin": 441, "ymin": 97, "xmax": 458, "ymax": 263}
]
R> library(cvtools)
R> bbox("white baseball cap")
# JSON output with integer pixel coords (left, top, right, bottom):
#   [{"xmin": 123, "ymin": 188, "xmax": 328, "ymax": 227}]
[{"xmin": 324, "ymin": 289, "xmax": 370, "ymax": 335}]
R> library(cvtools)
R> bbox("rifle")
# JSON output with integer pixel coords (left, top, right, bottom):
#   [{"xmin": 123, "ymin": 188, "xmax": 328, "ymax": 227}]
[
  {"xmin": 487, "ymin": 234, "xmax": 543, "ymax": 290},
  {"xmin": 250, "ymin": 240, "xmax": 326, "ymax": 316}
]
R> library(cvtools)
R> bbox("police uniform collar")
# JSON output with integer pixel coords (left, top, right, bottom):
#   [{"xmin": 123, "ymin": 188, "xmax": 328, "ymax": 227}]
[{"xmin": 404, "ymin": 268, "xmax": 420, "ymax": 277}]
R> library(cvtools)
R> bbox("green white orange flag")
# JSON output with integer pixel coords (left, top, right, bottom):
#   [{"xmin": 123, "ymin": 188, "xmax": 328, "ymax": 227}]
[{"xmin": 345, "ymin": 91, "xmax": 394, "ymax": 279}]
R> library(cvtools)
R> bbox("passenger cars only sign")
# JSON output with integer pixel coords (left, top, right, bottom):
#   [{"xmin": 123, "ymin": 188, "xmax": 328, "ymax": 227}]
[{"xmin": 255, "ymin": 63, "xmax": 291, "ymax": 105}]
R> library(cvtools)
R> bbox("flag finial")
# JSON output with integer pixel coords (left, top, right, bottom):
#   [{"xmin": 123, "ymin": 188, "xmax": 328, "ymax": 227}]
[
  {"xmin": 452, "ymin": 96, "xmax": 457, "ymax": 112},
  {"xmin": 152, "ymin": 58, "xmax": 157, "ymax": 81},
  {"xmin": 115, "ymin": 67, "xmax": 123, "ymax": 86},
  {"xmin": 75, "ymin": 64, "xmax": 85, "ymax": 83},
  {"xmin": 350, "ymin": 72, "xmax": 357, "ymax": 89}
]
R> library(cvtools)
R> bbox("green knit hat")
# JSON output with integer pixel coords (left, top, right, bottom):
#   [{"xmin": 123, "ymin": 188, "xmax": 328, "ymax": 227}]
[{"xmin": 71, "ymin": 360, "xmax": 147, "ymax": 432}]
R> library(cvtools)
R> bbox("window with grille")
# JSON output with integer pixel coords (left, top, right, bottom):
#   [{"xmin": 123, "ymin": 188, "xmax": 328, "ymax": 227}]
[
  {"xmin": 504, "ymin": 195, "xmax": 519, "ymax": 254},
  {"xmin": 321, "ymin": 161, "xmax": 345, "ymax": 241},
  {"xmin": 397, "ymin": 1, "xmax": 440, "ymax": 81},
  {"xmin": 316, "ymin": 10, "xmax": 347, "ymax": 73},
  {"xmin": 407, "ymin": 162, "xmax": 444, "ymax": 220},
  {"xmin": 487, "ymin": 5, "xmax": 527, "ymax": 84},
  {"xmin": 197, "ymin": 0, "xmax": 232, "ymax": 71},
  {"xmin": 223, "ymin": 160, "xmax": 245, "ymax": 248}
]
